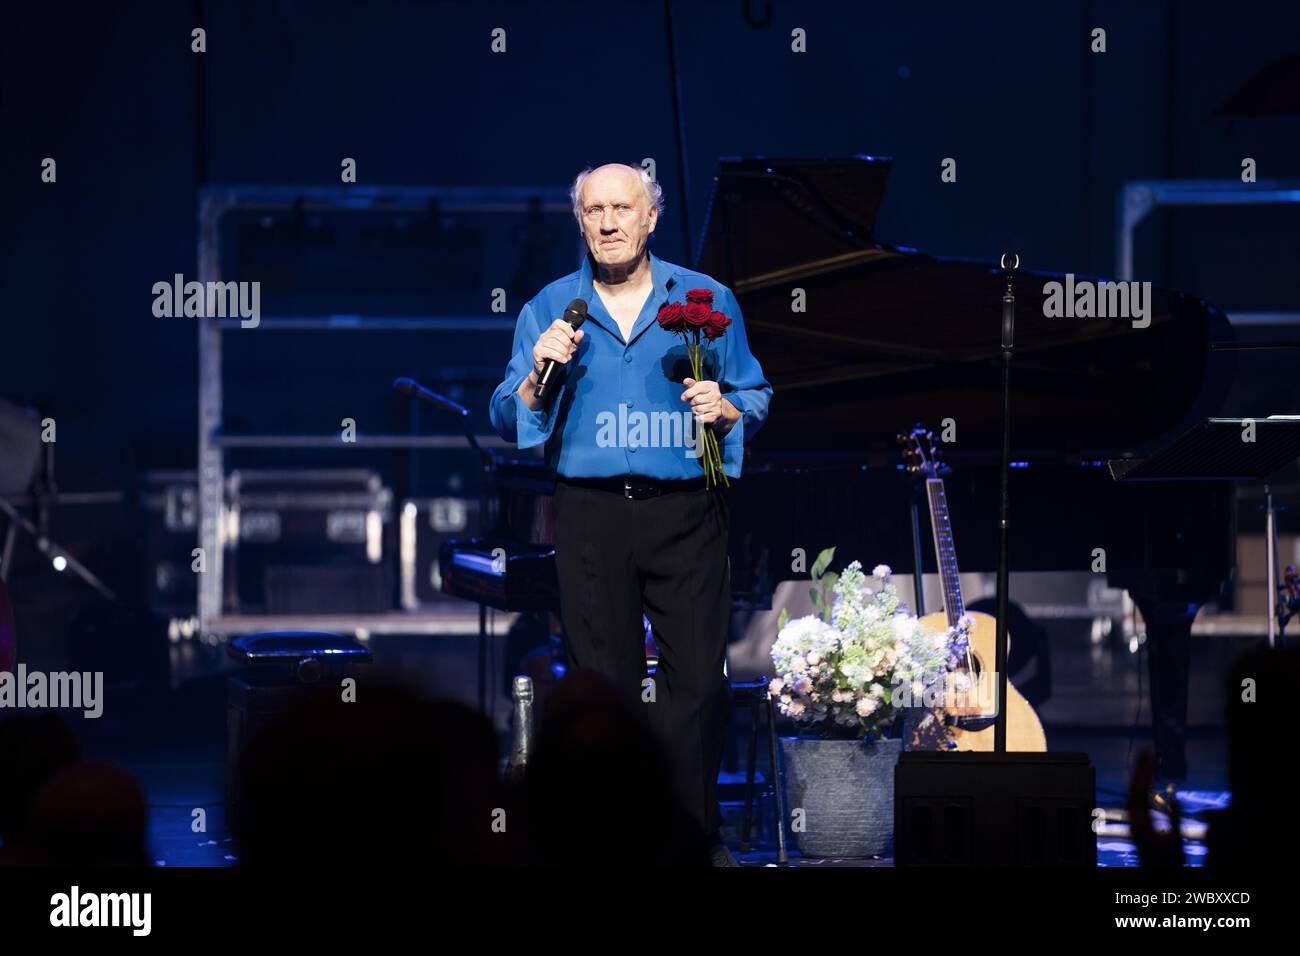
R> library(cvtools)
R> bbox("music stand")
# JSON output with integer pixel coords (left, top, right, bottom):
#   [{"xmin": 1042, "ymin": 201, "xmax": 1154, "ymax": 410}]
[
  {"xmin": 1110, "ymin": 416, "xmax": 1300, "ymax": 646},
  {"xmin": 1108, "ymin": 417, "xmax": 1300, "ymax": 481}
]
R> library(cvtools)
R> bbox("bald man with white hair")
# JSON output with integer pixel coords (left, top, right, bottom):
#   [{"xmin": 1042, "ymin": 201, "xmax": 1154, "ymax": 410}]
[{"xmin": 490, "ymin": 163, "xmax": 771, "ymax": 864}]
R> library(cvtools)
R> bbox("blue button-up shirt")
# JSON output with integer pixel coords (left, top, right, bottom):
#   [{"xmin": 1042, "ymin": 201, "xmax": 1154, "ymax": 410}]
[{"xmin": 489, "ymin": 252, "xmax": 771, "ymax": 479}]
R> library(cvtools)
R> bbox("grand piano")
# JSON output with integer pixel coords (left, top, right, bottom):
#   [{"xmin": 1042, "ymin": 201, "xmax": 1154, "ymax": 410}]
[
  {"xmin": 700, "ymin": 156, "xmax": 1238, "ymax": 780},
  {"xmin": 444, "ymin": 156, "xmax": 1237, "ymax": 780}
]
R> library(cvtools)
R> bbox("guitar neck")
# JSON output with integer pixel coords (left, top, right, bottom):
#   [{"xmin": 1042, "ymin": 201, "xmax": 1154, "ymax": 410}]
[{"xmin": 925, "ymin": 477, "xmax": 965, "ymax": 628}]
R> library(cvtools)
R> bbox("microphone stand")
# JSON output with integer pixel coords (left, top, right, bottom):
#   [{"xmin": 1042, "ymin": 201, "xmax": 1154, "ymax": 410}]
[
  {"xmin": 1265, "ymin": 485, "xmax": 1279, "ymax": 648},
  {"xmin": 893, "ymin": 255, "xmax": 1098, "ymax": 866},
  {"xmin": 394, "ymin": 377, "xmax": 498, "ymax": 714},
  {"xmin": 908, "ymin": 477, "xmax": 927, "ymax": 618},
  {"xmin": 993, "ymin": 254, "xmax": 1018, "ymax": 753}
]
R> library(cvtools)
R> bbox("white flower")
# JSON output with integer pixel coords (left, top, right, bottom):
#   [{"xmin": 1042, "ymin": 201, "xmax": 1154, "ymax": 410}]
[
  {"xmin": 769, "ymin": 678, "xmax": 784, "ymax": 696},
  {"xmin": 872, "ymin": 564, "xmax": 892, "ymax": 579},
  {"xmin": 771, "ymin": 557, "xmax": 951, "ymax": 732},
  {"xmin": 776, "ymin": 615, "xmax": 833, "ymax": 644}
]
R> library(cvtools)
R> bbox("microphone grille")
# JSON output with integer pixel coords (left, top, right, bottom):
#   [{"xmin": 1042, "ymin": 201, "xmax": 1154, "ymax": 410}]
[{"xmin": 564, "ymin": 298, "xmax": 588, "ymax": 329}]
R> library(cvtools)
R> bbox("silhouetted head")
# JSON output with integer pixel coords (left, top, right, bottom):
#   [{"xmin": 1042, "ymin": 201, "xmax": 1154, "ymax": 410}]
[
  {"xmin": 521, "ymin": 669, "xmax": 708, "ymax": 865},
  {"xmin": 236, "ymin": 681, "xmax": 505, "ymax": 866},
  {"xmin": 1224, "ymin": 644, "xmax": 1299, "ymax": 805},
  {"xmin": 0, "ymin": 712, "xmax": 81, "ymax": 847},
  {"xmin": 28, "ymin": 760, "xmax": 149, "ymax": 866},
  {"xmin": 1206, "ymin": 643, "xmax": 1300, "ymax": 868}
]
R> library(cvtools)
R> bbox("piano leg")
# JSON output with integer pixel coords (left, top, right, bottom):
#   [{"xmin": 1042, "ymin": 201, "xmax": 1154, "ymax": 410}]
[{"xmin": 1130, "ymin": 594, "xmax": 1195, "ymax": 784}]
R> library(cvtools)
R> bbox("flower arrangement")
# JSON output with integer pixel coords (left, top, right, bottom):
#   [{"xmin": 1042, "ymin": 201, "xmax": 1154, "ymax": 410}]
[
  {"xmin": 656, "ymin": 288, "xmax": 732, "ymax": 489},
  {"xmin": 769, "ymin": 548, "xmax": 971, "ymax": 740}
]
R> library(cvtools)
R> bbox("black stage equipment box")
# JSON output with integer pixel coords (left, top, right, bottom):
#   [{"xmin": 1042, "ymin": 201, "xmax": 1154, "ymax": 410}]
[
  {"xmin": 894, "ymin": 751, "xmax": 1097, "ymax": 866},
  {"xmin": 399, "ymin": 495, "xmax": 480, "ymax": 609},
  {"xmin": 141, "ymin": 470, "xmax": 199, "ymax": 616},
  {"xmin": 227, "ymin": 469, "xmax": 393, "ymax": 613}
]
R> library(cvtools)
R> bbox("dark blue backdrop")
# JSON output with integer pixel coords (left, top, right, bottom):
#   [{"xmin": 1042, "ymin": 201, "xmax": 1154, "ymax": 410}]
[{"xmin": 3, "ymin": 0, "xmax": 1299, "ymax": 496}]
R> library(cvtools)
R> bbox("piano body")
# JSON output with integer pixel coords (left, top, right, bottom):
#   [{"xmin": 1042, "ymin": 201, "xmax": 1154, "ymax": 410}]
[
  {"xmin": 698, "ymin": 156, "xmax": 1238, "ymax": 780},
  {"xmin": 438, "ymin": 456, "xmax": 558, "ymax": 614}
]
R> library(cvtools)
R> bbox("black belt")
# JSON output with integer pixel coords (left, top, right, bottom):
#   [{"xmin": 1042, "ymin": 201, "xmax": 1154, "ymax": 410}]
[{"xmin": 558, "ymin": 474, "xmax": 709, "ymax": 500}]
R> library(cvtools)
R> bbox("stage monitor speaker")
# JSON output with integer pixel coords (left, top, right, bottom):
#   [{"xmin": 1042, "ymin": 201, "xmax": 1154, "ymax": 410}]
[{"xmin": 894, "ymin": 751, "xmax": 1096, "ymax": 866}]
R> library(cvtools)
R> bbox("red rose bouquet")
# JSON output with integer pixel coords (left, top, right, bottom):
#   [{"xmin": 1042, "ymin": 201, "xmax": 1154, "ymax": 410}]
[{"xmin": 656, "ymin": 288, "xmax": 733, "ymax": 488}]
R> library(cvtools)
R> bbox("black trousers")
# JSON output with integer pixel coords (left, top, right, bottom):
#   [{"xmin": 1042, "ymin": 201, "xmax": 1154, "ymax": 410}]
[{"xmin": 552, "ymin": 479, "xmax": 731, "ymax": 834}]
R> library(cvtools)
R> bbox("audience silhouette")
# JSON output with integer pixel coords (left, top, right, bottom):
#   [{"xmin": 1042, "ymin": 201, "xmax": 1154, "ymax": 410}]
[{"xmin": 1127, "ymin": 643, "xmax": 1298, "ymax": 869}]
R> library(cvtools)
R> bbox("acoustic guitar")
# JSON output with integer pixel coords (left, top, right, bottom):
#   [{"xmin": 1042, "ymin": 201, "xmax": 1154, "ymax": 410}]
[{"xmin": 899, "ymin": 426, "xmax": 1046, "ymax": 752}]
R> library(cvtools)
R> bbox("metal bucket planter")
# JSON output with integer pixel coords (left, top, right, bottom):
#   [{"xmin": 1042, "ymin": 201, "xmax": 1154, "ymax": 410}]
[{"xmin": 778, "ymin": 736, "xmax": 903, "ymax": 859}]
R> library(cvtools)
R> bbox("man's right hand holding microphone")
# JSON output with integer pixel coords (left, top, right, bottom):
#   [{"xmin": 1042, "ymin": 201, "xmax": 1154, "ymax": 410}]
[{"xmin": 517, "ymin": 316, "xmax": 585, "ymax": 411}]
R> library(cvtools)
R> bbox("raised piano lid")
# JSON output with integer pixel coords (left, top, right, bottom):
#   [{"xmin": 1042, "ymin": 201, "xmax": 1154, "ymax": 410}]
[
  {"xmin": 694, "ymin": 155, "xmax": 894, "ymax": 281},
  {"xmin": 694, "ymin": 156, "xmax": 1235, "ymax": 462}
]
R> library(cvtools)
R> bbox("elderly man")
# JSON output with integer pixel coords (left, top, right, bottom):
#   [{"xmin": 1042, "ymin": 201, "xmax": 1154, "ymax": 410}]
[{"xmin": 489, "ymin": 163, "xmax": 771, "ymax": 863}]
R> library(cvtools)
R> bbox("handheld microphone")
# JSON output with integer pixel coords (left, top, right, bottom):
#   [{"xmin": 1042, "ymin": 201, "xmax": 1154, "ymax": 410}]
[{"xmin": 534, "ymin": 298, "xmax": 588, "ymax": 401}]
